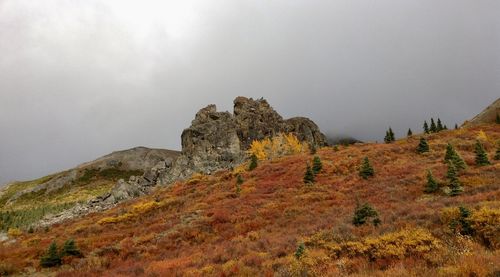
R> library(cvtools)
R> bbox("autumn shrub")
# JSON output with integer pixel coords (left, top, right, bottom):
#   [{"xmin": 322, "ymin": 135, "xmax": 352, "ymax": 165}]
[
  {"xmin": 470, "ymin": 207, "xmax": 500, "ymax": 249},
  {"xmin": 248, "ymin": 133, "xmax": 308, "ymax": 160}
]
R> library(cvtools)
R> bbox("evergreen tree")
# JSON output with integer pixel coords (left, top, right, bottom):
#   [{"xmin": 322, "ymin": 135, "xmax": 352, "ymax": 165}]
[
  {"xmin": 447, "ymin": 162, "xmax": 463, "ymax": 196},
  {"xmin": 416, "ymin": 137, "xmax": 429, "ymax": 154},
  {"xmin": 248, "ymin": 154, "xmax": 258, "ymax": 171},
  {"xmin": 457, "ymin": 206, "xmax": 474, "ymax": 236},
  {"xmin": 359, "ymin": 157, "xmax": 374, "ymax": 179},
  {"xmin": 474, "ymin": 140, "xmax": 490, "ymax": 166},
  {"xmin": 40, "ymin": 242, "xmax": 61, "ymax": 268},
  {"xmin": 424, "ymin": 170, "xmax": 439, "ymax": 193},
  {"xmin": 423, "ymin": 121, "xmax": 430, "ymax": 134},
  {"xmin": 294, "ymin": 243, "xmax": 305, "ymax": 259},
  {"xmin": 333, "ymin": 145, "xmax": 339, "ymax": 152},
  {"xmin": 352, "ymin": 202, "xmax": 380, "ymax": 226},
  {"xmin": 384, "ymin": 127, "xmax": 395, "ymax": 143},
  {"xmin": 443, "ymin": 125, "xmax": 448, "ymax": 130},
  {"xmin": 455, "ymin": 123, "xmax": 458, "ymax": 130},
  {"xmin": 384, "ymin": 130, "xmax": 391, "ymax": 143},
  {"xmin": 236, "ymin": 175, "xmax": 244, "ymax": 195},
  {"xmin": 437, "ymin": 118, "xmax": 444, "ymax": 131},
  {"xmin": 494, "ymin": 143, "xmax": 500, "ymax": 160},
  {"xmin": 61, "ymin": 239, "xmax": 82, "ymax": 258},
  {"xmin": 430, "ymin": 118, "xmax": 437, "ymax": 133},
  {"xmin": 444, "ymin": 143, "xmax": 466, "ymax": 171},
  {"xmin": 497, "ymin": 113, "xmax": 500, "ymax": 124},
  {"xmin": 303, "ymin": 164, "xmax": 315, "ymax": 184},
  {"xmin": 407, "ymin": 128, "xmax": 413, "ymax": 137},
  {"xmin": 312, "ymin": 156, "xmax": 322, "ymax": 174}
]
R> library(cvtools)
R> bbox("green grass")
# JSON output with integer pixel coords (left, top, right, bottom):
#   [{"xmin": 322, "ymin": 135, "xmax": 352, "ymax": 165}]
[
  {"xmin": 0, "ymin": 202, "xmax": 78, "ymax": 231},
  {"xmin": 0, "ymin": 168, "xmax": 144, "ymax": 230}
]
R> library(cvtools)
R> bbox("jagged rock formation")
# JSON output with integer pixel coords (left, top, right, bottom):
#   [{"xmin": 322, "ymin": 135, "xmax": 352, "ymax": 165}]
[
  {"xmin": 161, "ymin": 97, "xmax": 327, "ymax": 183},
  {"xmin": 463, "ymin": 98, "xmax": 500, "ymax": 126}
]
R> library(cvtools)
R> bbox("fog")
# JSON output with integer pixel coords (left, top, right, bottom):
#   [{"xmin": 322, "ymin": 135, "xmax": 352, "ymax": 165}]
[{"xmin": 1, "ymin": 0, "xmax": 499, "ymax": 185}]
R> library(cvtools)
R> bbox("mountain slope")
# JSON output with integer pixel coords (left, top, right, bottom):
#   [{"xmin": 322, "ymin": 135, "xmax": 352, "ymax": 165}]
[
  {"xmin": 464, "ymin": 98, "xmax": 500, "ymax": 126},
  {"xmin": 0, "ymin": 147, "xmax": 179, "ymax": 231},
  {"xmin": 1, "ymin": 124, "xmax": 498, "ymax": 276}
]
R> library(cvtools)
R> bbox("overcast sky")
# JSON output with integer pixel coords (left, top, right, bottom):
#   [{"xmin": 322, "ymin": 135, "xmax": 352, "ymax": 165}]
[{"xmin": 1, "ymin": 0, "xmax": 499, "ymax": 185}]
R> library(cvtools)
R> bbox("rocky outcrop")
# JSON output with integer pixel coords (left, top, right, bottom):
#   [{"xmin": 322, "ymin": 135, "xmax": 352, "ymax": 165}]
[
  {"xmin": 161, "ymin": 97, "xmax": 327, "ymax": 183},
  {"xmin": 463, "ymin": 98, "xmax": 500, "ymax": 127}
]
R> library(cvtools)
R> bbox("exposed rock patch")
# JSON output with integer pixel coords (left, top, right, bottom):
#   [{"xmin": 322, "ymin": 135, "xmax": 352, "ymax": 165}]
[{"xmin": 161, "ymin": 96, "xmax": 327, "ymax": 183}]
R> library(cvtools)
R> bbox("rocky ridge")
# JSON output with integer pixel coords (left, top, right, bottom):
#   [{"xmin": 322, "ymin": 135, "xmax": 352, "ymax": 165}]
[{"xmin": 160, "ymin": 96, "xmax": 327, "ymax": 183}]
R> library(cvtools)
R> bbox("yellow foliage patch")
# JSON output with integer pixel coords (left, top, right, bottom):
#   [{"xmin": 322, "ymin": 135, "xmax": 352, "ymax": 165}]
[
  {"xmin": 305, "ymin": 228, "xmax": 441, "ymax": 260},
  {"xmin": 7, "ymin": 228, "xmax": 22, "ymax": 237},
  {"xmin": 248, "ymin": 133, "xmax": 308, "ymax": 160},
  {"xmin": 98, "ymin": 199, "xmax": 171, "ymax": 225},
  {"xmin": 470, "ymin": 207, "xmax": 500, "ymax": 249}
]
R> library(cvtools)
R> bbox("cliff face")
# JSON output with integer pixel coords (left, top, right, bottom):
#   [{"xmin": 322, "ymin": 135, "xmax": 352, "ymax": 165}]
[{"xmin": 161, "ymin": 97, "xmax": 327, "ymax": 183}]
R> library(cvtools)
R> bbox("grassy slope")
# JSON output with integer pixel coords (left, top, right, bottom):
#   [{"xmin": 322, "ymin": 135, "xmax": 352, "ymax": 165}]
[
  {"xmin": 0, "ymin": 125, "xmax": 499, "ymax": 276},
  {"xmin": 0, "ymin": 169, "xmax": 142, "ymax": 231}
]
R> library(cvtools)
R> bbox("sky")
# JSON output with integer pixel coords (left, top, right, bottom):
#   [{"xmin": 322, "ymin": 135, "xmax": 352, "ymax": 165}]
[{"xmin": 0, "ymin": 0, "xmax": 499, "ymax": 185}]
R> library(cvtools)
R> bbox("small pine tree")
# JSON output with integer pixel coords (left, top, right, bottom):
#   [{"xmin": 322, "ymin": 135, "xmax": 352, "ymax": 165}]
[
  {"xmin": 61, "ymin": 239, "xmax": 82, "ymax": 258},
  {"xmin": 294, "ymin": 243, "xmax": 305, "ymax": 259},
  {"xmin": 437, "ymin": 118, "xmax": 444, "ymax": 132},
  {"xmin": 359, "ymin": 157, "xmax": 374, "ymax": 179},
  {"xmin": 333, "ymin": 145, "xmax": 339, "ymax": 151},
  {"xmin": 40, "ymin": 242, "xmax": 62, "ymax": 268},
  {"xmin": 384, "ymin": 127, "xmax": 395, "ymax": 143},
  {"xmin": 447, "ymin": 162, "xmax": 463, "ymax": 196},
  {"xmin": 303, "ymin": 164, "xmax": 315, "ymax": 184},
  {"xmin": 416, "ymin": 137, "xmax": 430, "ymax": 154},
  {"xmin": 474, "ymin": 140, "xmax": 490, "ymax": 166},
  {"xmin": 494, "ymin": 143, "xmax": 500, "ymax": 160},
  {"xmin": 423, "ymin": 121, "xmax": 430, "ymax": 134},
  {"xmin": 496, "ymin": 113, "xmax": 500, "ymax": 124},
  {"xmin": 424, "ymin": 170, "xmax": 439, "ymax": 193},
  {"xmin": 352, "ymin": 202, "xmax": 380, "ymax": 226},
  {"xmin": 457, "ymin": 206, "xmax": 474, "ymax": 236},
  {"xmin": 444, "ymin": 143, "xmax": 466, "ymax": 171},
  {"xmin": 430, "ymin": 118, "xmax": 437, "ymax": 133},
  {"xmin": 312, "ymin": 156, "xmax": 322, "ymax": 174},
  {"xmin": 384, "ymin": 130, "xmax": 391, "ymax": 143},
  {"xmin": 248, "ymin": 154, "xmax": 258, "ymax": 171},
  {"xmin": 455, "ymin": 123, "xmax": 458, "ymax": 130},
  {"xmin": 443, "ymin": 125, "xmax": 448, "ymax": 130},
  {"xmin": 444, "ymin": 143, "xmax": 455, "ymax": 162},
  {"xmin": 407, "ymin": 128, "xmax": 413, "ymax": 137},
  {"xmin": 236, "ymin": 175, "xmax": 244, "ymax": 195}
]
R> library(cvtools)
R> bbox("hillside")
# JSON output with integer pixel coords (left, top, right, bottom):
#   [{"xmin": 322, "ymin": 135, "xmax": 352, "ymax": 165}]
[
  {"xmin": 0, "ymin": 147, "xmax": 179, "ymax": 231},
  {"xmin": 0, "ymin": 124, "xmax": 498, "ymax": 276},
  {"xmin": 464, "ymin": 98, "xmax": 500, "ymax": 126}
]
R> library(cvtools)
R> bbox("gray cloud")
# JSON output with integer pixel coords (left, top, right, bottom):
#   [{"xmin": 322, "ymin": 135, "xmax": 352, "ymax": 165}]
[{"xmin": 1, "ymin": 0, "xmax": 499, "ymax": 185}]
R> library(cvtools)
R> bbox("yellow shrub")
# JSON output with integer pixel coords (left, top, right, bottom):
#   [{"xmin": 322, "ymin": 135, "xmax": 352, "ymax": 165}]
[
  {"xmin": 306, "ymin": 228, "xmax": 441, "ymax": 261},
  {"xmin": 248, "ymin": 133, "xmax": 308, "ymax": 160},
  {"xmin": 470, "ymin": 207, "xmax": 500, "ymax": 249},
  {"xmin": 7, "ymin": 228, "xmax": 22, "ymax": 237},
  {"xmin": 476, "ymin": 130, "xmax": 488, "ymax": 142}
]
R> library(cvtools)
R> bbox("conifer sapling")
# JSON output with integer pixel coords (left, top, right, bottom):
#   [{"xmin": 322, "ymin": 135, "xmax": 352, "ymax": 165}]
[
  {"xmin": 312, "ymin": 156, "xmax": 322, "ymax": 174},
  {"xmin": 359, "ymin": 157, "xmax": 374, "ymax": 179},
  {"xmin": 423, "ymin": 121, "xmax": 429, "ymax": 134},
  {"xmin": 249, "ymin": 154, "xmax": 258, "ymax": 171},
  {"xmin": 424, "ymin": 170, "xmax": 439, "ymax": 193},
  {"xmin": 474, "ymin": 140, "xmax": 490, "ymax": 166},
  {"xmin": 416, "ymin": 137, "xmax": 429, "ymax": 154},
  {"xmin": 303, "ymin": 164, "xmax": 315, "ymax": 184},
  {"xmin": 447, "ymin": 162, "xmax": 463, "ymax": 196}
]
